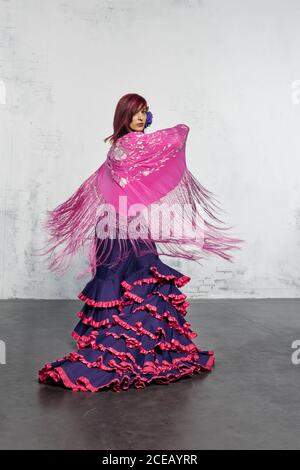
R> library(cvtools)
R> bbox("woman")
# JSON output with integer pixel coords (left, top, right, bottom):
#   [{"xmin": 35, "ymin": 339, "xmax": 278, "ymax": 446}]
[{"xmin": 37, "ymin": 93, "xmax": 243, "ymax": 392}]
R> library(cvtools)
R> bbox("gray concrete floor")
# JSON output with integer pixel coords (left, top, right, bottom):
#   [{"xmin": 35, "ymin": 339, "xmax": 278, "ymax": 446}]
[{"xmin": 0, "ymin": 298, "xmax": 299, "ymax": 450}]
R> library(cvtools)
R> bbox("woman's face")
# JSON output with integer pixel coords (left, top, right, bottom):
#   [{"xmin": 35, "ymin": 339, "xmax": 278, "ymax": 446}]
[{"xmin": 129, "ymin": 105, "xmax": 148, "ymax": 132}]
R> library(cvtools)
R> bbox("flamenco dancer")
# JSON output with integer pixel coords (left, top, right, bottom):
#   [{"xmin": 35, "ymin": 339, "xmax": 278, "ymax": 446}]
[{"xmin": 37, "ymin": 93, "xmax": 244, "ymax": 392}]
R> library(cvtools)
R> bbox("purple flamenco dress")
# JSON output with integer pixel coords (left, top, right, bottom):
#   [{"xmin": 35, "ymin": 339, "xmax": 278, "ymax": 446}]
[{"xmin": 38, "ymin": 237, "xmax": 215, "ymax": 392}]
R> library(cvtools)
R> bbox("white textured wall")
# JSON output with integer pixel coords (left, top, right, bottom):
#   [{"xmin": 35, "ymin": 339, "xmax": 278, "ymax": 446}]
[{"xmin": 0, "ymin": 0, "xmax": 299, "ymax": 299}]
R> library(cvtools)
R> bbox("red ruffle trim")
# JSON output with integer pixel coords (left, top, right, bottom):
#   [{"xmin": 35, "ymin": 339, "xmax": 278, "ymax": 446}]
[
  {"xmin": 76, "ymin": 311, "xmax": 112, "ymax": 329},
  {"xmin": 72, "ymin": 267, "xmax": 194, "ymax": 350},
  {"xmin": 76, "ymin": 264, "xmax": 190, "ymax": 308},
  {"xmin": 42, "ymin": 349, "xmax": 213, "ymax": 377},
  {"xmin": 39, "ymin": 263, "xmax": 215, "ymax": 392},
  {"xmin": 39, "ymin": 349, "xmax": 215, "ymax": 393},
  {"xmin": 73, "ymin": 328, "xmax": 200, "ymax": 356},
  {"xmin": 149, "ymin": 266, "xmax": 191, "ymax": 287},
  {"xmin": 77, "ymin": 293, "xmax": 123, "ymax": 308},
  {"xmin": 75, "ymin": 307, "xmax": 195, "ymax": 338},
  {"xmin": 113, "ymin": 311, "xmax": 197, "ymax": 340}
]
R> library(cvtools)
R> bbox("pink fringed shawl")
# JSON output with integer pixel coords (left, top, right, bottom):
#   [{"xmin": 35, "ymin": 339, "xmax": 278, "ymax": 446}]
[{"xmin": 35, "ymin": 123, "xmax": 244, "ymax": 277}]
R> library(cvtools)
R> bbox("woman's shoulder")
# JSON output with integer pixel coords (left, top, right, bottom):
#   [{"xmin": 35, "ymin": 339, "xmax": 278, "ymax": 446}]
[
  {"xmin": 113, "ymin": 123, "xmax": 190, "ymax": 151},
  {"xmin": 150, "ymin": 123, "xmax": 190, "ymax": 133},
  {"xmin": 174, "ymin": 123, "xmax": 190, "ymax": 131},
  {"xmin": 120, "ymin": 123, "xmax": 190, "ymax": 138}
]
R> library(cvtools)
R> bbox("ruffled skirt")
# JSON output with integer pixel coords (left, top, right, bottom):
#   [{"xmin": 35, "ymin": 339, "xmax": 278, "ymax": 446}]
[{"xmin": 38, "ymin": 238, "xmax": 215, "ymax": 392}]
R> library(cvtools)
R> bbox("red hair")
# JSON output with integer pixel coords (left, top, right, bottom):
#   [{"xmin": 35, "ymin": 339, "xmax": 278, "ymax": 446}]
[{"xmin": 104, "ymin": 93, "xmax": 149, "ymax": 145}]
